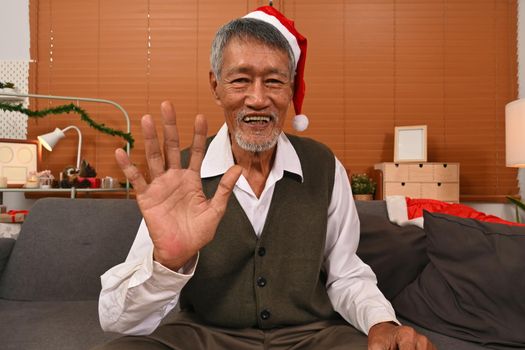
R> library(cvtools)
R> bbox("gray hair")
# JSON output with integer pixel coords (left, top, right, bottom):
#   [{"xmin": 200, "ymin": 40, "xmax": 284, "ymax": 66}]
[{"xmin": 210, "ymin": 17, "xmax": 295, "ymax": 80}]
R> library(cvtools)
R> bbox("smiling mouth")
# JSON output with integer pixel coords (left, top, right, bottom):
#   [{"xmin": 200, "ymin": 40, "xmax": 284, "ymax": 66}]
[{"xmin": 242, "ymin": 115, "xmax": 272, "ymax": 125}]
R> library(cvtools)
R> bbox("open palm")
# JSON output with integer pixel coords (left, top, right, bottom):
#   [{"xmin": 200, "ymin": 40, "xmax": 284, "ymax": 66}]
[{"xmin": 115, "ymin": 101, "xmax": 241, "ymax": 271}]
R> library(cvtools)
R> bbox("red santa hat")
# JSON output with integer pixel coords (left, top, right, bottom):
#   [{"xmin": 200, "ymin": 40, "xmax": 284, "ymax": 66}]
[{"xmin": 244, "ymin": 6, "xmax": 309, "ymax": 132}]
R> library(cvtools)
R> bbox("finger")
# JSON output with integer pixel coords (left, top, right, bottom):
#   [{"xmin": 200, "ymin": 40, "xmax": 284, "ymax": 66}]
[
  {"xmin": 415, "ymin": 335, "xmax": 434, "ymax": 350},
  {"xmin": 210, "ymin": 165, "xmax": 242, "ymax": 216},
  {"xmin": 115, "ymin": 148, "xmax": 147, "ymax": 193},
  {"xmin": 188, "ymin": 114, "xmax": 208, "ymax": 172},
  {"xmin": 160, "ymin": 101, "xmax": 181, "ymax": 169},
  {"xmin": 142, "ymin": 115, "xmax": 165, "ymax": 179},
  {"xmin": 366, "ymin": 342, "xmax": 384, "ymax": 350},
  {"xmin": 396, "ymin": 327, "xmax": 419, "ymax": 350},
  {"xmin": 398, "ymin": 342, "xmax": 415, "ymax": 350}
]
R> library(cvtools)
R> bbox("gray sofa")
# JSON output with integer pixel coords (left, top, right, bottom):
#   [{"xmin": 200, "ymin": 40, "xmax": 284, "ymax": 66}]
[{"xmin": 0, "ymin": 198, "xmax": 520, "ymax": 349}]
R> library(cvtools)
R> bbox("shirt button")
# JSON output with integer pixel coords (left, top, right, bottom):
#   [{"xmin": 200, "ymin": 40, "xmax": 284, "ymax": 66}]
[
  {"xmin": 256, "ymin": 277, "xmax": 267, "ymax": 287},
  {"xmin": 260, "ymin": 309, "xmax": 271, "ymax": 320},
  {"xmin": 258, "ymin": 247, "xmax": 266, "ymax": 256}
]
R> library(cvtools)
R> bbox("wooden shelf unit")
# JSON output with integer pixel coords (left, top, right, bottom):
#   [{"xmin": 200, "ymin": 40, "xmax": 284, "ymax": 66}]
[{"xmin": 374, "ymin": 162, "xmax": 460, "ymax": 202}]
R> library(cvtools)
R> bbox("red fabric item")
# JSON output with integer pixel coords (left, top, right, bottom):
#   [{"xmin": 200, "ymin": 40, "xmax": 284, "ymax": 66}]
[
  {"xmin": 77, "ymin": 177, "xmax": 101, "ymax": 188},
  {"xmin": 405, "ymin": 197, "xmax": 525, "ymax": 227},
  {"xmin": 252, "ymin": 6, "xmax": 308, "ymax": 117}
]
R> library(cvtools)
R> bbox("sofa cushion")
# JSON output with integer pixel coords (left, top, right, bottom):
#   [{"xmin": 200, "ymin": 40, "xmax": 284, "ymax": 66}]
[
  {"xmin": 398, "ymin": 317, "xmax": 492, "ymax": 350},
  {"xmin": 0, "ymin": 299, "xmax": 119, "ymax": 350},
  {"xmin": 0, "ymin": 238, "xmax": 15, "ymax": 277},
  {"xmin": 393, "ymin": 211, "xmax": 525, "ymax": 348},
  {"xmin": 0, "ymin": 198, "xmax": 142, "ymax": 301},
  {"xmin": 355, "ymin": 200, "xmax": 428, "ymax": 300}
]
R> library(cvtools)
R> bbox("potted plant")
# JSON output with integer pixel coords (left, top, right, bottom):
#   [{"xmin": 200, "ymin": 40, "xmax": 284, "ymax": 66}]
[
  {"xmin": 506, "ymin": 196, "xmax": 525, "ymax": 223},
  {"xmin": 351, "ymin": 173, "xmax": 376, "ymax": 201}
]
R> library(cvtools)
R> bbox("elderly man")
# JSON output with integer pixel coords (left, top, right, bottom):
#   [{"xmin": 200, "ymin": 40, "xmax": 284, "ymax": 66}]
[{"xmin": 97, "ymin": 6, "xmax": 435, "ymax": 350}]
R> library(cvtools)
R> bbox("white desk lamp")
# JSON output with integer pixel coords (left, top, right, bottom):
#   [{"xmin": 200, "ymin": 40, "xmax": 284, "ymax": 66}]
[{"xmin": 38, "ymin": 126, "xmax": 83, "ymax": 171}]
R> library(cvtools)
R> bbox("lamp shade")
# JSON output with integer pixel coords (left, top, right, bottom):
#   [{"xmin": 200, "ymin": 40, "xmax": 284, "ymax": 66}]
[
  {"xmin": 37, "ymin": 126, "xmax": 82, "ymax": 170},
  {"xmin": 505, "ymin": 99, "xmax": 525, "ymax": 167},
  {"xmin": 37, "ymin": 128, "xmax": 66, "ymax": 151}
]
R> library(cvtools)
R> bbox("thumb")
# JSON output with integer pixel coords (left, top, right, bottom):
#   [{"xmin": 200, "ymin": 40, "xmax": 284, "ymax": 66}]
[{"xmin": 209, "ymin": 165, "xmax": 242, "ymax": 215}]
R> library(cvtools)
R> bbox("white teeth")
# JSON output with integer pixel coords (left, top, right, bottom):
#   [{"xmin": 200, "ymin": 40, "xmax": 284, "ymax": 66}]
[
  {"xmin": 244, "ymin": 116, "xmax": 269, "ymax": 122},
  {"xmin": 243, "ymin": 116, "xmax": 270, "ymax": 122}
]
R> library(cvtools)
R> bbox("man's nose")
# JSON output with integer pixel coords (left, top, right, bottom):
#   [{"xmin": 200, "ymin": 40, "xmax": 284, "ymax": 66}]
[{"xmin": 245, "ymin": 80, "xmax": 270, "ymax": 109}]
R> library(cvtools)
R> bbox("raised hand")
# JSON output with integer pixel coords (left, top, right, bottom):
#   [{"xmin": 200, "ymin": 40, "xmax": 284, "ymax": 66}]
[{"xmin": 115, "ymin": 101, "xmax": 242, "ymax": 271}]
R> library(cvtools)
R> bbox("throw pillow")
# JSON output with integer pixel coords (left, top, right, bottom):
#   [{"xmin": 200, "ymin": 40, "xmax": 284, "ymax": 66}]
[
  {"xmin": 393, "ymin": 211, "xmax": 525, "ymax": 349},
  {"xmin": 356, "ymin": 200, "xmax": 428, "ymax": 301}
]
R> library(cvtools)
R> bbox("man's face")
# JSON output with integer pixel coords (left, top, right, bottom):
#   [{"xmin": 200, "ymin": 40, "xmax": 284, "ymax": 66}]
[{"xmin": 210, "ymin": 37, "xmax": 294, "ymax": 153}]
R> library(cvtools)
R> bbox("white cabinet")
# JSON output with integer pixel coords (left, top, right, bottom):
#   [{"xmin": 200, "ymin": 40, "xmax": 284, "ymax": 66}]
[{"xmin": 374, "ymin": 162, "xmax": 460, "ymax": 202}]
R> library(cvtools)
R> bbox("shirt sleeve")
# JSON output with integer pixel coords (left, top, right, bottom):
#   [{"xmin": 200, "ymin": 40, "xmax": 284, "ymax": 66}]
[
  {"xmin": 98, "ymin": 219, "xmax": 197, "ymax": 335},
  {"xmin": 324, "ymin": 158, "xmax": 399, "ymax": 334}
]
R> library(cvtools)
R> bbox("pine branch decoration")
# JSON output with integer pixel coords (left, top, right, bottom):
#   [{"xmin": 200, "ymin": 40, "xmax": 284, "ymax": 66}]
[{"xmin": 0, "ymin": 102, "xmax": 134, "ymax": 149}]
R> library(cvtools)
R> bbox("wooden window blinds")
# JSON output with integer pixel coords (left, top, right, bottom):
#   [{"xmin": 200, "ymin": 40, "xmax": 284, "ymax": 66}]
[{"xmin": 28, "ymin": 0, "xmax": 518, "ymax": 202}]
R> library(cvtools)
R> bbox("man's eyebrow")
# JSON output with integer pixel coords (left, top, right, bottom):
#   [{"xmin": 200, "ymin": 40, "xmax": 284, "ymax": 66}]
[
  {"xmin": 266, "ymin": 68, "xmax": 290, "ymax": 77},
  {"xmin": 224, "ymin": 66, "xmax": 251, "ymax": 75},
  {"xmin": 224, "ymin": 66, "xmax": 290, "ymax": 77}
]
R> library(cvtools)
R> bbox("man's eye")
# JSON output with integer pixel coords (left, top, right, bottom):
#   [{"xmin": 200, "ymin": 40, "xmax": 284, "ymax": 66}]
[
  {"xmin": 266, "ymin": 79, "xmax": 284, "ymax": 86},
  {"xmin": 231, "ymin": 78, "xmax": 249, "ymax": 84}
]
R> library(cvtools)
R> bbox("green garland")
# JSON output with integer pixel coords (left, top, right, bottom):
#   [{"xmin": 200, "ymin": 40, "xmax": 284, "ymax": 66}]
[{"xmin": 0, "ymin": 102, "xmax": 134, "ymax": 149}]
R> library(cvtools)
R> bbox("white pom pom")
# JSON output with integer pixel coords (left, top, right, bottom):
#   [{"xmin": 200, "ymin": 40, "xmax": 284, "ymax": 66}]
[{"xmin": 293, "ymin": 114, "xmax": 309, "ymax": 132}]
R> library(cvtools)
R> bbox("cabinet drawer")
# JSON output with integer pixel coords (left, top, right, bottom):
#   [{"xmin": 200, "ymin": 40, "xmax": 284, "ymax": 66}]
[
  {"xmin": 382, "ymin": 163, "xmax": 409, "ymax": 181},
  {"xmin": 421, "ymin": 183, "xmax": 459, "ymax": 202},
  {"xmin": 408, "ymin": 163, "xmax": 434, "ymax": 182},
  {"xmin": 434, "ymin": 163, "xmax": 459, "ymax": 182},
  {"xmin": 384, "ymin": 182, "xmax": 421, "ymax": 198}
]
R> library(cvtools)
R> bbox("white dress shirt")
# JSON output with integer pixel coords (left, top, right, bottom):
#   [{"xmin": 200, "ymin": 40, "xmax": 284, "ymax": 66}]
[{"xmin": 98, "ymin": 124, "xmax": 398, "ymax": 335}]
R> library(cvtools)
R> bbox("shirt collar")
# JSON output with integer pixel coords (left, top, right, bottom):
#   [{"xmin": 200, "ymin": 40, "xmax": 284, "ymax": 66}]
[{"xmin": 201, "ymin": 123, "xmax": 303, "ymax": 181}]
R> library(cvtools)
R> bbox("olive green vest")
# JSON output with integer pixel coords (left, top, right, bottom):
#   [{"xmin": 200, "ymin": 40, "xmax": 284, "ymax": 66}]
[{"xmin": 180, "ymin": 134, "xmax": 338, "ymax": 329}]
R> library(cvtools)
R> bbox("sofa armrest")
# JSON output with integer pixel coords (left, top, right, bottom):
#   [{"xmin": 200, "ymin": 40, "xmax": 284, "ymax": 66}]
[{"xmin": 0, "ymin": 238, "xmax": 15, "ymax": 278}]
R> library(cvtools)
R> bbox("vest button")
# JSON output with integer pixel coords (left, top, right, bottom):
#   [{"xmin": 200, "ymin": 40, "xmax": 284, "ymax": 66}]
[
  {"xmin": 256, "ymin": 277, "xmax": 267, "ymax": 287},
  {"xmin": 258, "ymin": 247, "xmax": 266, "ymax": 256},
  {"xmin": 260, "ymin": 309, "xmax": 271, "ymax": 320}
]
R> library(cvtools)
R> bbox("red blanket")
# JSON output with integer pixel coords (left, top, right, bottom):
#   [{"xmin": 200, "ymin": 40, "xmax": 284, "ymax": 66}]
[
  {"xmin": 406, "ymin": 197, "xmax": 525, "ymax": 226},
  {"xmin": 385, "ymin": 195, "xmax": 524, "ymax": 228}
]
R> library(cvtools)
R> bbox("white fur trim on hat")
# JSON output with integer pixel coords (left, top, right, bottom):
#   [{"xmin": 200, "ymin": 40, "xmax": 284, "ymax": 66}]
[
  {"xmin": 292, "ymin": 114, "xmax": 309, "ymax": 132},
  {"xmin": 243, "ymin": 11, "xmax": 300, "ymax": 69}
]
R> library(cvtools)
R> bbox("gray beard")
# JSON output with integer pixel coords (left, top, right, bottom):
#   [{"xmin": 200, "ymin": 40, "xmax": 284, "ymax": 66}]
[
  {"xmin": 234, "ymin": 111, "xmax": 280, "ymax": 153},
  {"xmin": 234, "ymin": 129, "xmax": 280, "ymax": 153}
]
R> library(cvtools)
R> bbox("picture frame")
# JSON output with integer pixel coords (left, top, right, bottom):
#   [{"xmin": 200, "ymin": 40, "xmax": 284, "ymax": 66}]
[
  {"xmin": 0, "ymin": 139, "xmax": 41, "ymax": 186},
  {"xmin": 394, "ymin": 125, "xmax": 427, "ymax": 163}
]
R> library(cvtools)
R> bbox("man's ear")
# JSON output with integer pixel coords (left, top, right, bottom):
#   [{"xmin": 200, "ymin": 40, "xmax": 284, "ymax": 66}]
[{"xmin": 209, "ymin": 71, "xmax": 222, "ymax": 106}]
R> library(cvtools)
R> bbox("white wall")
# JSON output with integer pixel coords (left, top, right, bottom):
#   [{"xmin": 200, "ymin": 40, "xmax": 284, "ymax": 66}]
[
  {"xmin": 0, "ymin": 0, "xmax": 29, "ymax": 60},
  {"xmin": 1, "ymin": 0, "xmax": 35, "ymax": 210}
]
